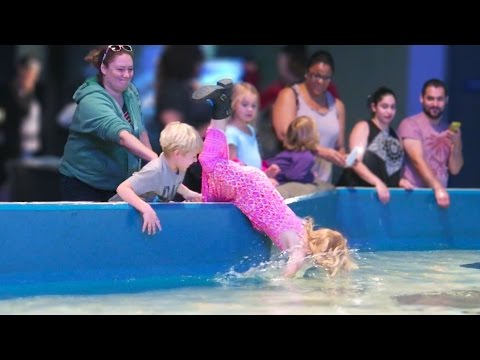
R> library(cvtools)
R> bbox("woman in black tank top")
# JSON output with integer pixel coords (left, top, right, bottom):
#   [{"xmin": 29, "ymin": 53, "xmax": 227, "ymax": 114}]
[{"xmin": 337, "ymin": 86, "xmax": 413, "ymax": 203}]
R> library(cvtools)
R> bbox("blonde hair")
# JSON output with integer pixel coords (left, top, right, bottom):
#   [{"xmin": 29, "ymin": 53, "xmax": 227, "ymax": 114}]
[
  {"xmin": 284, "ymin": 116, "xmax": 319, "ymax": 152},
  {"xmin": 304, "ymin": 218, "xmax": 357, "ymax": 277},
  {"xmin": 160, "ymin": 121, "xmax": 203, "ymax": 156},
  {"xmin": 231, "ymin": 82, "xmax": 259, "ymax": 118}
]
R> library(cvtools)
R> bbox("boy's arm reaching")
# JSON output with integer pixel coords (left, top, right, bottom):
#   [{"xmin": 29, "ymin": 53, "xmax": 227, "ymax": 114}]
[
  {"xmin": 116, "ymin": 180, "xmax": 162, "ymax": 235},
  {"xmin": 177, "ymin": 184, "xmax": 202, "ymax": 202}
]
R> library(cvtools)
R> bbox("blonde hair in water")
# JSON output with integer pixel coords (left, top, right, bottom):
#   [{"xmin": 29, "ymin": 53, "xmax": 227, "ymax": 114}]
[{"xmin": 305, "ymin": 218, "xmax": 358, "ymax": 276}]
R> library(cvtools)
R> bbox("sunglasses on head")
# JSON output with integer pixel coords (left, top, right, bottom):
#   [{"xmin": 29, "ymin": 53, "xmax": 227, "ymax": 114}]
[{"xmin": 101, "ymin": 45, "xmax": 133, "ymax": 64}]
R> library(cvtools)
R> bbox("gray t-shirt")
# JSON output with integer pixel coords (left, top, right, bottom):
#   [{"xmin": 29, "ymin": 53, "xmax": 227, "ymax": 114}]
[{"xmin": 109, "ymin": 153, "xmax": 185, "ymax": 202}]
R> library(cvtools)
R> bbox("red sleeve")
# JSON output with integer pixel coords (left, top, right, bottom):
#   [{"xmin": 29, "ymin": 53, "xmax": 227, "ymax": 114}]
[
  {"xmin": 260, "ymin": 81, "xmax": 284, "ymax": 109},
  {"xmin": 261, "ymin": 160, "xmax": 269, "ymax": 172}
]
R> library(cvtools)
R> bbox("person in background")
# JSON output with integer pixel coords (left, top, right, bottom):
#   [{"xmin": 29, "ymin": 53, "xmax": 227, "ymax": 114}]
[
  {"xmin": 241, "ymin": 56, "xmax": 261, "ymax": 90},
  {"xmin": 0, "ymin": 54, "xmax": 44, "ymax": 200},
  {"xmin": 256, "ymin": 45, "xmax": 308, "ymax": 159},
  {"xmin": 112, "ymin": 122, "xmax": 202, "ymax": 235},
  {"xmin": 272, "ymin": 50, "xmax": 346, "ymax": 184},
  {"xmin": 59, "ymin": 45, "xmax": 157, "ymax": 202},
  {"xmin": 267, "ymin": 115, "xmax": 330, "ymax": 199},
  {"xmin": 260, "ymin": 45, "xmax": 341, "ymax": 111},
  {"xmin": 153, "ymin": 45, "xmax": 211, "ymax": 153},
  {"xmin": 397, "ymin": 79, "xmax": 463, "ymax": 208},
  {"xmin": 337, "ymin": 86, "xmax": 413, "ymax": 203},
  {"xmin": 226, "ymin": 82, "xmax": 279, "ymax": 182},
  {"xmin": 227, "ymin": 82, "xmax": 262, "ymax": 167},
  {"xmin": 267, "ymin": 115, "xmax": 318, "ymax": 185},
  {"xmin": 260, "ymin": 45, "xmax": 307, "ymax": 111},
  {"xmin": 194, "ymin": 79, "xmax": 357, "ymax": 278}
]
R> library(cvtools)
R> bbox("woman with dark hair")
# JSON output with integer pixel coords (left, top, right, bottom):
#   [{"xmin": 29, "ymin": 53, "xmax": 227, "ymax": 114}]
[
  {"xmin": 272, "ymin": 50, "xmax": 347, "ymax": 183},
  {"xmin": 260, "ymin": 45, "xmax": 341, "ymax": 111},
  {"xmin": 59, "ymin": 45, "xmax": 157, "ymax": 201},
  {"xmin": 337, "ymin": 86, "xmax": 413, "ymax": 203}
]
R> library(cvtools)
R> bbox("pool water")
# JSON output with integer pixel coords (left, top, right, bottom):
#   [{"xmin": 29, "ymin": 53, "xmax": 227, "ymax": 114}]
[{"xmin": 0, "ymin": 250, "xmax": 479, "ymax": 314}]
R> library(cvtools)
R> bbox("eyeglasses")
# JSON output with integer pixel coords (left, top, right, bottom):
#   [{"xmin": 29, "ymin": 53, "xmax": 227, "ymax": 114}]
[
  {"xmin": 307, "ymin": 73, "xmax": 333, "ymax": 81},
  {"xmin": 101, "ymin": 45, "xmax": 133, "ymax": 65}
]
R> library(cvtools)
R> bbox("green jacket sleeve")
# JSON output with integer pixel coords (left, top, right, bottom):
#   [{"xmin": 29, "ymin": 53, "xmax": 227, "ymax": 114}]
[{"xmin": 73, "ymin": 93, "xmax": 132, "ymax": 143}]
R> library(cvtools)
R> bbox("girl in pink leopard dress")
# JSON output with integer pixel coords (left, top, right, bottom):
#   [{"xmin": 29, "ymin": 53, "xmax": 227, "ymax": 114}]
[{"xmin": 193, "ymin": 79, "xmax": 356, "ymax": 277}]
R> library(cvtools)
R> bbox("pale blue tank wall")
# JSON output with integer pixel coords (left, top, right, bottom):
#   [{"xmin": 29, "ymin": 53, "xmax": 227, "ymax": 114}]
[
  {"xmin": 289, "ymin": 188, "xmax": 480, "ymax": 251},
  {"xmin": 0, "ymin": 202, "xmax": 271, "ymax": 295}
]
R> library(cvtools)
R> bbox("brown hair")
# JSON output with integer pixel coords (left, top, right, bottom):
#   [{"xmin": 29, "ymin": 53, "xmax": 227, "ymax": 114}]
[
  {"xmin": 283, "ymin": 116, "xmax": 319, "ymax": 152},
  {"xmin": 304, "ymin": 218, "xmax": 357, "ymax": 276},
  {"xmin": 84, "ymin": 45, "xmax": 134, "ymax": 84}
]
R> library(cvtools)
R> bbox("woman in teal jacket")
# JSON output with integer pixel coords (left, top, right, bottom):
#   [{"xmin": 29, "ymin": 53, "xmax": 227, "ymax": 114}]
[{"xmin": 59, "ymin": 45, "xmax": 158, "ymax": 201}]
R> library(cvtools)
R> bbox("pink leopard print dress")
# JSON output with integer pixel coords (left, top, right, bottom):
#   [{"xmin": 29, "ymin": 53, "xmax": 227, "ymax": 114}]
[{"xmin": 200, "ymin": 128, "xmax": 306, "ymax": 250}]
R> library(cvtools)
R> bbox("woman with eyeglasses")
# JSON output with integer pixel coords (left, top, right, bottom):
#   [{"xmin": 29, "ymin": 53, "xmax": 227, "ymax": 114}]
[
  {"xmin": 59, "ymin": 45, "xmax": 158, "ymax": 201},
  {"xmin": 272, "ymin": 50, "xmax": 347, "ymax": 184}
]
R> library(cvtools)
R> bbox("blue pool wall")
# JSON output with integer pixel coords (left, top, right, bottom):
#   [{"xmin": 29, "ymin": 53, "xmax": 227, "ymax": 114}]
[{"xmin": 288, "ymin": 188, "xmax": 480, "ymax": 251}]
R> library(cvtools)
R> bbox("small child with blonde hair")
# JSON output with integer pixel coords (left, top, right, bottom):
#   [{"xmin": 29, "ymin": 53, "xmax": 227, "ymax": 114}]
[
  {"xmin": 227, "ymin": 82, "xmax": 280, "ymax": 180},
  {"xmin": 267, "ymin": 115, "xmax": 318, "ymax": 185},
  {"xmin": 111, "ymin": 121, "xmax": 203, "ymax": 234},
  {"xmin": 193, "ymin": 79, "xmax": 356, "ymax": 277},
  {"xmin": 226, "ymin": 82, "xmax": 262, "ymax": 167}
]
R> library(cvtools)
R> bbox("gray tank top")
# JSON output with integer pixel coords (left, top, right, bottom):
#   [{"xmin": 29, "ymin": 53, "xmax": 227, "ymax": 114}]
[{"xmin": 291, "ymin": 84, "xmax": 340, "ymax": 183}]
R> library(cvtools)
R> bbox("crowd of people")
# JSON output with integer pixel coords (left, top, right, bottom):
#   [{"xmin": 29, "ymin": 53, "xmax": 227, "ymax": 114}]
[
  {"xmin": 0, "ymin": 54, "xmax": 44, "ymax": 200},
  {"xmin": 0, "ymin": 45, "xmax": 465, "ymax": 278}
]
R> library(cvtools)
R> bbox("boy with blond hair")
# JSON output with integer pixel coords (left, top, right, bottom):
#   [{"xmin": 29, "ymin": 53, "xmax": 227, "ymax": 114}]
[{"xmin": 110, "ymin": 121, "xmax": 203, "ymax": 234}]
